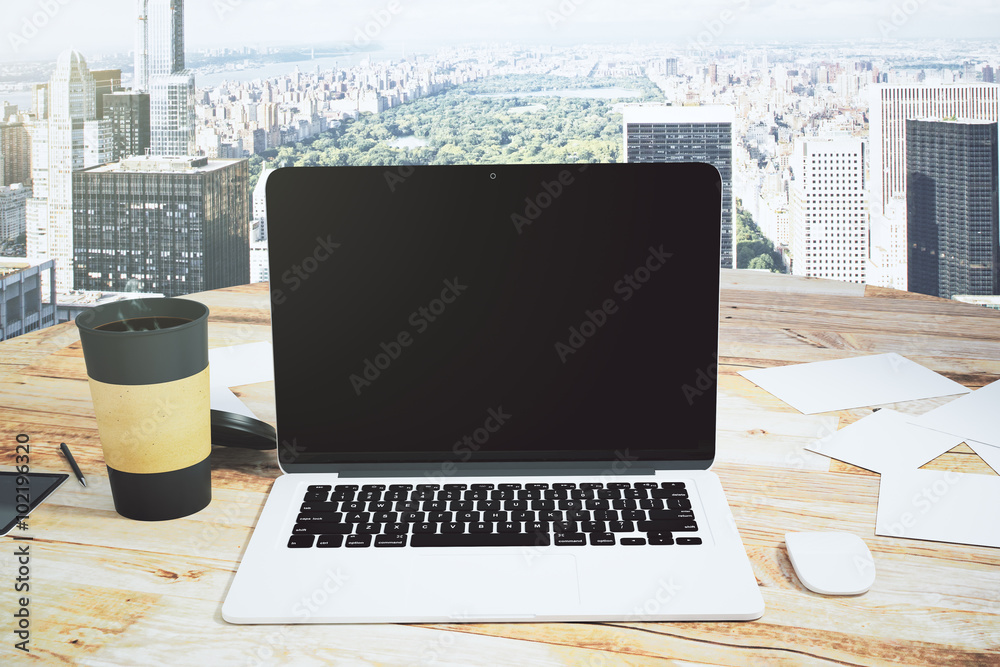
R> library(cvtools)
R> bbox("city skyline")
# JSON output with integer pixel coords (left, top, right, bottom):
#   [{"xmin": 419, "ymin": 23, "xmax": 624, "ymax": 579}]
[{"xmin": 3, "ymin": 0, "xmax": 1000, "ymax": 63}]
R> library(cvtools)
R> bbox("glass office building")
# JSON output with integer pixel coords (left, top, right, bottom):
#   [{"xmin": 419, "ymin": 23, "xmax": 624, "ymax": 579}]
[
  {"xmin": 906, "ymin": 118, "xmax": 999, "ymax": 299},
  {"xmin": 623, "ymin": 105, "xmax": 735, "ymax": 269},
  {"xmin": 105, "ymin": 91, "xmax": 151, "ymax": 160},
  {"xmin": 73, "ymin": 155, "xmax": 250, "ymax": 297}
]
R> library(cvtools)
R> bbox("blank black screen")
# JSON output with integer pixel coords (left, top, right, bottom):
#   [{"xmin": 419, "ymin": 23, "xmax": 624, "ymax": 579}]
[{"xmin": 266, "ymin": 163, "xmax": 722, "ymax": 467}]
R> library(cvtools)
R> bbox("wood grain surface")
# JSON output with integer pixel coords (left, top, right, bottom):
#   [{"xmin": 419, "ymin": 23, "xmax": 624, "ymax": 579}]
[{"xmin": 1, "ymin": 271, "xmax": 998, "ymax": 665}]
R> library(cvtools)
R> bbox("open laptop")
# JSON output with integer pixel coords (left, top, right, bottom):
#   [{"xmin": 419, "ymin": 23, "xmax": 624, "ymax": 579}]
[{"xmin": 221, "ymin": 162, "xmax": 764, "ymax": 623}]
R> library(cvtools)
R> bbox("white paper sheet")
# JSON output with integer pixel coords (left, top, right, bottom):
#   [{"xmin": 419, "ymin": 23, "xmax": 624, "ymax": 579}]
[
  {"xmin": 208, "ymin": 341, "xmax": 274, "ymax": 388},
  {"xmin": 875, "ymin": 469, "xmax": 1000, "ymax": 548},
  {"xmin": 739, "ymin": 353, "xmax": 970, "ymax": 414},
  {"xmin": 210, "ymin": 385, "xmax": 259, "ymax": 419},
  {"xmin": 966, "ymin": 440, "xmax": 1000, "ymax": 476},
  {"xmin": 805, "ymin": 409, "xmax": 962, "ymax": 474},
  {"xmin": 909, "ymin": 379, "xmax": 1000, "ymax": 449},
  {"xmin": 208, "ymin": 342, "xmax": 275, "ymax": 420}
]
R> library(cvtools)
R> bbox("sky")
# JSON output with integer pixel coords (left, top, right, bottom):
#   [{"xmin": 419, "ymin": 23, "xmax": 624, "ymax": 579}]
[{"xmin": 2, "ymin": 0, "xmax": 999, "ymax": 62}]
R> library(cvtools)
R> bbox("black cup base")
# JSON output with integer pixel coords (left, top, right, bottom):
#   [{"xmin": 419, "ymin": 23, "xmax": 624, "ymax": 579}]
[{"xmin": 107, "ymin": 457, "xmax": 212, "ymax": 521}]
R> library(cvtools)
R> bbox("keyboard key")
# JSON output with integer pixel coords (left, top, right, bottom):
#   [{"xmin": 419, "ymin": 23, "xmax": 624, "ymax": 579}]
[
  {"xmin": 457, "ymin": 511, "xmax": 479, "ymax": 523},
  {"xmin": 384, "ymin": 522, "xmax": 408, "ymax": 534},
  {"xmin": 483, "ymin": 511, "xmax": 506, "ymax": 523},
  {"xmin": 293, "ymin": 522, "xmax": 352, "ymax": 535},
  {"xmin": 443, "ymin": 484, "xmax": 467, "ymax": 491},
  {"xmin": 594, "ymin": 510, "xmax": 618, "ymax": 521},
  {"xmin": 400, "ymin": 512, "xmax": 425, "ymax": 523},
  {"xmin": 413, "ymin": 491, "xmax": 435, "ymax": 501},
  {"xmin": 469, "ymin": 522, "xmax": 492, "ymax": 533},
  {"xmin": 510, "ymin": 510, "xmax": 533, "ymax": 522},
  {"xmin": 395, "ymin": 501, "xmax": 420, "ymax": 512},
  {"xmin": 554, "ymin": 533, "xmax": 586, "ymax": 546},
  {"xmin": 439, "ymin": 491, "xmax": 462, "ymax": 501},
  {"xmin": 566, "ymin": 510, "xmax": 590, "ymax": 522},
  {"xmin": 639, "ymin": 499, "xmax": 664, "ymax": 510},
  {"xmin": 517, "ymin": 489, "xmax": 542, "ymax": 500},
  {"xmin": 416, "ymin": 484, "xmax": 440, "ymax": 492},
  {"xmin": 411, "ymin": 533, "xmax": 550, "ymax": 547},
  {"xmin": 329, "ymin": 491, "xmax": 354, "ymax": 502},
  {"xmin": 304, "ymin": 492, "xmax": 328, "ymax": 502},
  {"xmin": 441, "ymin": 522, "xmax": 465, "ymax": 533},
  {"xmin": 423, "ymin": 501, "xmax": 447, "ymax": 512},
  {"xmin": 369, "ymin": 501, "xmax": 392, "ymax": 512},
  {"xmin": 677, "ymin": 537, "xmax": 702, "ymax": 545},
  {"xmin": 649, "ymin": 510, "xmax": 695, "ymax": 521},
  {"xmin": 667, "ymin": 498, "xmax": 693, "ymax": 511},
  {"xmin": 652, "ymin": 489, "xmax": 688, "ymax": 499},
  {"xmin": 317, "ymin": 534, "xmax": 343, "ymax": 548},
  {"xmin": 580, "ymin": 482, "xmax": 603, "ymax": 490},
  {"xmin": 384, "ymin": 491, "xmax": 408, "ymax": 501},
  {"xmin": 297, "ymin": 512, "xmax": 343, "ymax": 523},
  {"xmin": 525, "ymin": 483, "xmax": 549, "ymax": 490},
  {"xmin": 450, "ymin": 501, "xmax": 474, "ymax": 512},
  {"xmin": 558, "ymin": 500, "xmax": 583, "ymax": 511},
  {"xmin": 466, "ymin": 489, "xmax": 489, "ymax": 501},
  {"xmin": 624, "ymin": 489, "xmax": 647, "ymax": 499},
  {"xmin": 608, "ymin": 482, "xmax": 631, "ymax": 489},
  {"xmin": 621, "ymin": 537, "xmax": 647, "ymax": 545},
  {"xmin": 288, "ymin": 535, "xmax": 314, "ymax": 548},
  {"xmin": 597, "ymin": 489, "xmax": 620, "ymax": 500},
  {"xmin": 661, "ymin": 482, "xmax": 686, "ymax": 489},
  {"xmin": 307, "ymin": 485, "xmax": 332, "ymax": 492},
  {"xmin": 373, "ymin": 512, "xmax": 397, "ymax": 523},
  {"xmin": 539, "ymin": 510, "xmax": 562, "ymax": 522},
  {"xmin": 389, "ymin": 484, "xmax": 413, "ymax": 491},
  {"xmin": 429, "ymin": 511, "xmax": 452, "ymax": 523},
  {"xmin": 375, "ymin": 534, "xmax": 407, "ymax": 547},
  {"xmin": 609, "ymin": 521, "xmax": 635, "ymax": 532},
  {"xmin": 335, "ymin": 484, "xmax": 359, "ymax": 492},
  {"xmin": 638, "ymin": 520, "xmax": 698, "ymax": 533},
  {"xmin": 585, "ymin": 499, "xmax": 610, "ymax": 510},
  {"xmin": 635, "ymin": 482, "xmax": 658, "ymax": 489},
  {"xmin": 648, "ymin": 531, "xmax": 674, "ymax": 545},
  {"xmin": 357, "ymin": 491, "xmax": 381, "ymax": 502},
  {"xmin": 589, "ymin": 532, "xmax": 616, "ymax": 546},
  {"xmin": 346, "ymin": 534, "xmax": 372, "ymax": 548},
  {"xmin": 471, "ymin": 483, "xmax": 494, "ymax": 490},
  {"xmin": 344, "ymin": 511, "xmax": 370, "ymax": 523},
  {"xmin": 361, "ymin": 484, "xmax": 386, "ymax": 491},
  {"xmin": 300, "ymin": 501, "xmax": 340, "ymax": 513},
  {"xmin": 413, "ymin": 522, "xmax": 436, "ymax": 534},
  {"xmin": 491, "ymin": 490, "xmax": 514, "ymax": 501},
  {"xmin": 497, "ymin": 522, "xmax": 520, "ymax": 533},
  {"xmin": 553, "ymin": 483, "xmax": 576, "ymax": 490},
  {"xmin": 531, "ymin": 500, "xmax": 556, "ymax": 511},
  {"xmin": 356, "ymin": 522, "xmax": 380, "ymax": 534},
  {"xmin": 580, "ymin": 521, "xmax": 606, "ymax": 533},
  {"xmin": 477, "ymin": 500, "xmax": 501, "ymax": 511},
  {"xmin": 622, "ymin": 510, "xmax": 645, "ymax": 521},
  {"xmin": 611, "ymin": 499, "xmax": 637, "ymax": 510},
  {"xmin": 553, "ymin": 521, "xmax": 578, "ymax": 533},
  {"xmin": 505, "ymin": 500, "xmax": 528, "ymax": 511},
  {"xmin": 526, "ymin": 521, "xmax": 549, "ymax": 533},
  {"xmin": 499, "ymin": 483, "xmax": 522, "ymax": 490},
  {"xmin": 342, "ymin": 501, "xmax": 365, "ymax": 512}
]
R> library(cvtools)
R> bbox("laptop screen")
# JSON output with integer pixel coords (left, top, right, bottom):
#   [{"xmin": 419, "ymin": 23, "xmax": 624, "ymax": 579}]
[{"xmin": 266, "ymin": 163, "xmax": 722, "ymax": 470}]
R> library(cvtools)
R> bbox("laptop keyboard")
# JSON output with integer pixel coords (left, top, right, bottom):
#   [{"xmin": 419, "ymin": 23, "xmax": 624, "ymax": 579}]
[{"xmin": 287, "ymin": 481, "xmax": 703, "ymax": 549}]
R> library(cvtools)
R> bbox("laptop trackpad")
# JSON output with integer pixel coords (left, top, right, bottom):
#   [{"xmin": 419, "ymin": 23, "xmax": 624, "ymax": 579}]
[{"xmin": 415, "ymin": 554, "xmax": 579, "ymax": 618}]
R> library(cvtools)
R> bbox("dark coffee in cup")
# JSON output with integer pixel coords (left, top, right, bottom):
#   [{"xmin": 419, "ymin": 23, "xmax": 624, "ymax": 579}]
[{"xmin": 76, "ymin": 298, "xmax": 211, "ymax": 521}]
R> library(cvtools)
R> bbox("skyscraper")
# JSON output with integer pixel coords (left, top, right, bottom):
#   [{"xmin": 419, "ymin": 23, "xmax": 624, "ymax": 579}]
[
  {"xmin": 906, "ymin": 118, "xmax": 999, "ymax": 299},
  {"xmin": 0, "ymin": 119, "xmax": 33, "ymax": 186},
  {"xmin": 26, "ymin": 50, "xmax": 111, "ymax": 292},
  {"xmin": 136, "ymin": 0, "xmax": 195, "ymax": 156},
  {"xmin": 789, "ymin": 138, "xmax": 868, "ymax": 284},
  {"xmin": 90, "ymin": 68, "xmax": 122, "ymax": 119},
  {"xmin": 868, "ymin": 83, "xmax": 999, "ymax": 289},
  {"xmin": 623, "ymin": 105, "xmax": 735, "ymax": 269},
  {"xmin": 73, "ymin": 155, "xmax": 250, "ymax": 296},
  {"xmin": 134, "ymin": 0, "xmax": 185, "ymax": 91},
  {"xmin": 105, "ymin": 91, "xmax": 151, "ymax": 160}
]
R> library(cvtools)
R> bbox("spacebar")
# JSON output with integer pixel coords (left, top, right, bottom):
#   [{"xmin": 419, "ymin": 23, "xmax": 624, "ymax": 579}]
[{"xmin": 411, "ymin": 533, "xmax": 550, "ymax": 547}]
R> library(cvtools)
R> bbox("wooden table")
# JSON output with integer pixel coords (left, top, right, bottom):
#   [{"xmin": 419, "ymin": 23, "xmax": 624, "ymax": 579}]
[{"xmin": 2, "ymin": 271, "xmax": 999, "ymax": 665}]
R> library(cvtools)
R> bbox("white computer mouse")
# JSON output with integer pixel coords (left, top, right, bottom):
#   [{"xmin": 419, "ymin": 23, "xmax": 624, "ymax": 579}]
[{"xmin": 784, "ymin": 531, "xmax": 875, "ymax": 595}]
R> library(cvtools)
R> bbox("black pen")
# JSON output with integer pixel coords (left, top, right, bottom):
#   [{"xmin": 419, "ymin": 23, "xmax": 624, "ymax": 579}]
[{"xmin": 59, "ymin": 443, "xmax": 87, "ymax": 487}]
